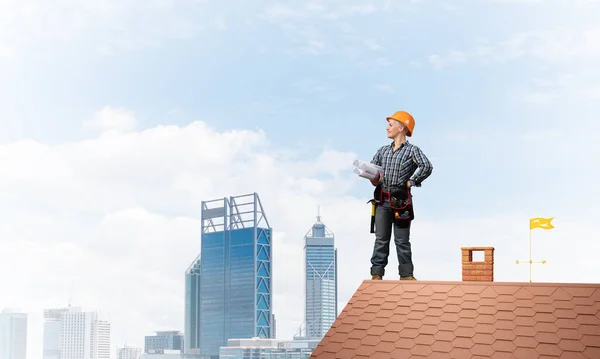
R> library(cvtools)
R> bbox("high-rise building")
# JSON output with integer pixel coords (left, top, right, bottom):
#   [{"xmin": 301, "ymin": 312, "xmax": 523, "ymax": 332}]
[
  {"xmin": 303, "ymin": 211, "xmax": 337, "ymax": 339},
  {"xmin": 271, "ymin": 314, "xmax": 276, "ymax": 339},
  {"xmin": 43, "ymin": 307, "xmax": 111, "ymax": 359},
  {"xmin": 144, "ymin": 331, "xmax": 183, "ymax": 354},
  {"xmin": 43, "ymin": 308, "xmax": 69, "ymax": 359},
  {"xmin": 185, "ymin": 193, "xmax": 273, "ymax": 358},
  {"xmin": 184, "ymin": 255, "xmax": 201, "ymax": 354},
  {"xmin": 0, "ymin": 309, "xmax": 28, "ymax": 359}
]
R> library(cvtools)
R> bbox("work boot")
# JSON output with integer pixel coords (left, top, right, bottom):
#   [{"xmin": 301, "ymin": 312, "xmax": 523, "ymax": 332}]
[
  {"xmin": 371, "ymin": 274, "xmax": 382, "ymax": 280},
  {"xmin": 400, "ymin": 275, "xmax": 417, "ymax": 280}
]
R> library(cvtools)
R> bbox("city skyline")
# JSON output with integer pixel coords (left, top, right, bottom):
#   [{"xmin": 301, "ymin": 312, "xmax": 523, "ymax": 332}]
[
  {"xmin": 0, "ymin": 198, "xmax": 333, "ymax": 359},
  {"xmin": 3, "ymin": 189, "xmax": 596, "ymax": 359}
]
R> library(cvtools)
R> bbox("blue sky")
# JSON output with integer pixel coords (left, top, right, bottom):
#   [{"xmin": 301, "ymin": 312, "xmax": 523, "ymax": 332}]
[
  {"xmin": 3, "ymin": 0, "xmax": 599, "ymax": 218},
  {"xmin": 1, "ymin": 0, "xmax": 599, "ymax": 357}
]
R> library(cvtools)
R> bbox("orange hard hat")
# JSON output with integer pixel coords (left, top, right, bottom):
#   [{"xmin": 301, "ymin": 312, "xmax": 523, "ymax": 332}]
[{"xmin": 386, "ymin": 110, "xmax": 415, "ymax": 137}]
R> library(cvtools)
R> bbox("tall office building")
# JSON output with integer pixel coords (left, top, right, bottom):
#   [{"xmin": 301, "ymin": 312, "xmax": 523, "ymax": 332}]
[
  {"xmin": 184, "ymin": 255, "xmax": 201, "ymax": 354},
  {"xmin": 185, "ymin": 193, "xmax": 273, "ymax": 358},
  {"xmin": 0, "ymin": 309, "xmax": 28, "ymax": 359},
  {"xmin": 303, "ymin": 211, "xmax": 337, "ymax": 339},
  {"xmin": 43, "ymin": 308, "xmax": 69, "ymax": 359},
  {"xmin": 43, "ymin": 307, "xmax": 111, "ymax": 359}
]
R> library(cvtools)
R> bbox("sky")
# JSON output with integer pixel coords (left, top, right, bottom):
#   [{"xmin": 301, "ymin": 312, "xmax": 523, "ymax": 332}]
[{"xmin": 1, "ymin": 0, "xmax": 600, "ymax": 357}]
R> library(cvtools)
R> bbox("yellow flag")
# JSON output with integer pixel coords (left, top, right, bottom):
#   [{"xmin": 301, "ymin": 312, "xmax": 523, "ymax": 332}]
[{"xmin": 530, "ymin": 217, "xmax": 554, "ymax": 230}]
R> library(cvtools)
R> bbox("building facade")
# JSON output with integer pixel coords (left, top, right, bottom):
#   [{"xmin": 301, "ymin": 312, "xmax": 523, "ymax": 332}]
[
  {"xmin": 117, "ymin": 346, "xmax": 142, "ymax": 359},
  {"xmin": 219, "ymin": 338, "xmax": 317, "ymax": 359},
  {"xmin": 60, "ymin": 308, "xmax": 111, "ymax": 359},
  {"xmin": 187, "ymin": 193, "xmax": 273, "ymax": 358},
  {"xmin": 140, "ymin": 352, "xmax": 182, "ymax": 359},
  {"xmin": 43, "ymin": 308, "xmax": 69, "ymax": 359},
  {"xmin": 184, "ymin": 255, "xmax": 201, "ymax": 354},
  {"xmin": 303, "ymin": 213, "xmax": 337, "ymax": 339},
  {"xmin": 144, "ymin": 331, "xmax": 184, "ymax": 354},
  {"xmin": 43, "ymin": 307, "xmax": 111, "ymax": 359},
  {"xmin": 0, "ymin": 309, "xmax": 28, "ymax": 359}
]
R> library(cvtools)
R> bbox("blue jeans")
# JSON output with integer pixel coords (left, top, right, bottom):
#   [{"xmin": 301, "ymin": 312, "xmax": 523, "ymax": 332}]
[{"xmin": 370, "ymin": 199, "xmax": 414, "ymax": 277}]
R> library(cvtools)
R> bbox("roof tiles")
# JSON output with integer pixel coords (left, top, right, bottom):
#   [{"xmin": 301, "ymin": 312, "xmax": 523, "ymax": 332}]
[{"xmin": 310, "ymin": 280, "xmax": 600, "ymax": 359}]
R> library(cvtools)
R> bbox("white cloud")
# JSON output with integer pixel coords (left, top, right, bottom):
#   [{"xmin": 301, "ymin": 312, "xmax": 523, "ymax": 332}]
[
  {"xmin": 84, "ymin": 106, "xmax": 137, "ymax": 133},
  {"xmin": 422, "ymin": 8, "xmax": 600, "ymax": 115},
  {"xmin": 1, "ymin": 107, "xmax": 599, "ymax": 359},
  {"xmin": 426, "ymin": 25, "xmax": 600, "ymax": 69},
  {"xmin": 426, "ymin": 0, "xmax": 600, "ymax": 69}
]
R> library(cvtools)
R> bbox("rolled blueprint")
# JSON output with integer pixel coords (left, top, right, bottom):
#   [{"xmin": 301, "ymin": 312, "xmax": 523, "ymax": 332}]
[
  {"xmin": 354, "ymin": 167, "xmax": 378, "ymax": 180},
  {"xmin": 352, "ymin": 159, "xmax": 382, "ymax": 176},
  {"xmin": 352, "ymin": 159, "xmax": 382, "ymax": 181}
]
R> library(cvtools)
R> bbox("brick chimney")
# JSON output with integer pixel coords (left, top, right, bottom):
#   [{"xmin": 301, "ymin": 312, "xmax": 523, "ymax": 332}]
[{"xmin": 461, "ymin": 246, "xmax": 494, "ymax": 281}]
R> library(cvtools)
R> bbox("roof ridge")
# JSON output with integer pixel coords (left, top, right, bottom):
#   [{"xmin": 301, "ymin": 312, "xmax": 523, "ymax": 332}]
[{"xmin": 363, "ymin": 279, "xmax": 600, "ymax": 287}]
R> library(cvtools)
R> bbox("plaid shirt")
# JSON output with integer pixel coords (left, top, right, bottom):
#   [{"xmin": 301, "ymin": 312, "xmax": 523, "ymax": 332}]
[{"xmin": 370, "ymin": 140, "xmax": 433, "ymax": 188}]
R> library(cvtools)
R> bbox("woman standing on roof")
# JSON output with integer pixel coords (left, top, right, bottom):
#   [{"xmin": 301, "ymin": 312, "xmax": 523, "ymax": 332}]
[{"xmin": 368, "ymin": 110, "xmax": 433, "ymax": 281}]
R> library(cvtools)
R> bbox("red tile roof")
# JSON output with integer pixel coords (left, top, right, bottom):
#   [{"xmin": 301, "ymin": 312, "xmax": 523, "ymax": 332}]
[{"xmin": 310, "ymin": 280, "xmax": 600, "ymax": 359}]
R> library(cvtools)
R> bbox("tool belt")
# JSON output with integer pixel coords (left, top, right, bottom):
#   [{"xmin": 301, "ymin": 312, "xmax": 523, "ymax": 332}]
[{"xmin": 367, "ymin": 183, "xmax": 414, "ymax": 232}]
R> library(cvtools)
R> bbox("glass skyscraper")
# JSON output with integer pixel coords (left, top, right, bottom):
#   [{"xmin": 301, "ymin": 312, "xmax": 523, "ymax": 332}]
[
  {"xmin": 303, "ymin": 212, "xmax": 337, "ymax": 339},
  {"xmin": 185, "ymin": 193, "xmax": 273, "ymax": 359},
  {"xmin": 184, "ymin": 254, "xmax": 201, "ymax": 354}
]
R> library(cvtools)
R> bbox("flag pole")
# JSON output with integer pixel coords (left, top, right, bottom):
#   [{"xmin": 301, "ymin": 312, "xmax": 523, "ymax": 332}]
[
  {"xmin": 529, "ymin": 227, "xmax": 532, "ymax": 283},
  {"xmin": 517, "ymin": 217, "xmax": 549, "ymax": 283}
]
